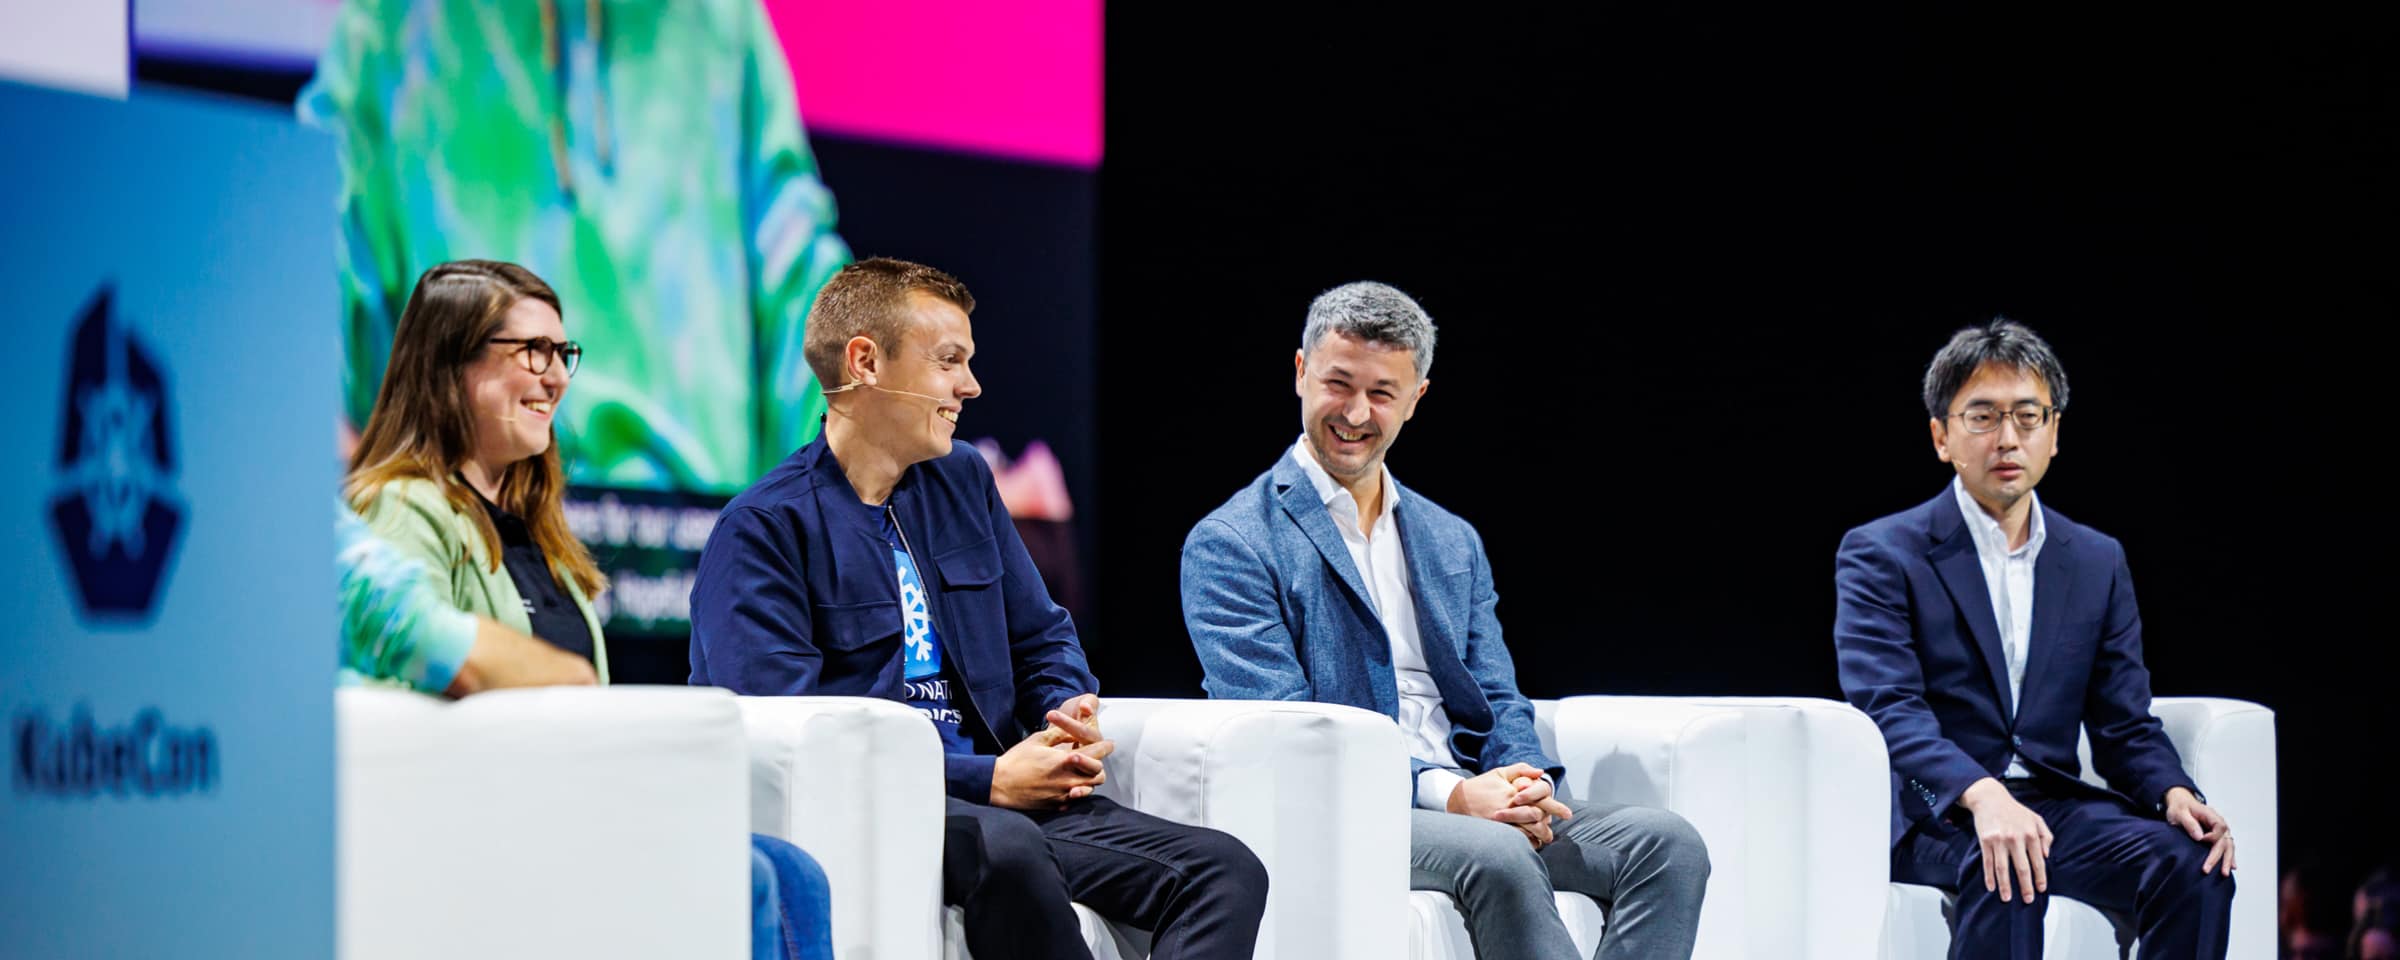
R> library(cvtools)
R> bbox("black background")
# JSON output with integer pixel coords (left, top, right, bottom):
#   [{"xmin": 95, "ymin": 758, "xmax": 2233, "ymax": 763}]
[{"xmin": 1093, "ymin": 6, "xmax": 2394, "ymax": 877}]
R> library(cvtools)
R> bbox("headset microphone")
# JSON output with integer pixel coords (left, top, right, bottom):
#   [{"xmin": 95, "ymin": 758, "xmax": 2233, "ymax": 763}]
[{"xmin": 826, "ymin": 381, "xmax": 954, "ymax": 409}]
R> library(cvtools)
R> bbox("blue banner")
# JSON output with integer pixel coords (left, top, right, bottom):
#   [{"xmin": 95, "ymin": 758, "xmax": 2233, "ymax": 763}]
[{"xmin": 0, "ymin": 81, "xmax": 337, "ymax": 958}]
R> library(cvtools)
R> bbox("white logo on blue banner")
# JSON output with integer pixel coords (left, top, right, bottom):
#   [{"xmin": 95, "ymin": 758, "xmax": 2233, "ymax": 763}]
[
  {"xmin": 0, "ymin": 81, "xmax": 338, "ymax": 957},
  {"xmin": 47, "ymin": 285, "xmax": 187, "ymax": 622}
]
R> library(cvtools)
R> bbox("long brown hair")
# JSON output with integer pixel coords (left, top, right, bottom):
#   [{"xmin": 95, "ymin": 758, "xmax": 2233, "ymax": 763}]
[{"xmin": 344, "ymin": 260, "xmax": 605, "ymax": 597}]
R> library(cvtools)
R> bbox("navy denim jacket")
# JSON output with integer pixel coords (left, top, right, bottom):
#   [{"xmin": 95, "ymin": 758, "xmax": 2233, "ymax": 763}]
[{"xmin": 690, "ymin": 436, "xmax": 1096, "ymax": 803}]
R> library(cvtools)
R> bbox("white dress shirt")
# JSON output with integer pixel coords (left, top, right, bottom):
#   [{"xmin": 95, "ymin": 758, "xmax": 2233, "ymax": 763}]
[
  {"xmin": 1953, "ymin": 476, "xmax": 2046, "ymax": 779},
  {"xmin": 1289, "ymin": 438, "xmax": 1468, "ymax": 809}
]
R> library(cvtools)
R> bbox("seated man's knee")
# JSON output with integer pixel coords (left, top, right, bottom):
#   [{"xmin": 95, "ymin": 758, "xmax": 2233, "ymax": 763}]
[
  {"xmin": 2138, "ymin": 822, "xmax": 2202, "ymax": 868},
  {"xmin": 1202, "ymin": 827, "xmax": 1269, "ymax": 887},
  {"xmin": 1191, "ymin": 827, "xmax": 1270, "ymax": 910},
  {"xmin": 2165, "ymin": 855, "xmax": 2238, "ymax": 905},
  {"xmin": 1623, "ymin": 805, "xmax": 1713, "ymax": 882},
  {"xmin": 2137, "ymin": 823, "xmax": 2235, "ymax": 900},
  {"xmin": 947, "ymin": 806, "xmax": 1060, "ymax": 890},
  {"xmin": 1453, "ymin": 817, "xmax": 1552, "ymax": 890},
  {"xmin": 2204, "ymin": 864, "xmax": 2237, "ymax": 901}
]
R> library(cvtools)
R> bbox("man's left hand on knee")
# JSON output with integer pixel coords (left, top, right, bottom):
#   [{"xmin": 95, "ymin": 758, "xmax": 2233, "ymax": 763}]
[{"xmin": 2162, "ymin": 787, "xmax": 2235, "ymax": 876}]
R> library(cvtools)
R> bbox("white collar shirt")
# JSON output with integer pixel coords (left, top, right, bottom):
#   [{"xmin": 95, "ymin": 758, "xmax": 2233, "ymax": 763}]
[{"xmin": 1953, "ymin": 476, "xmax": 2047, "ymax": 778}]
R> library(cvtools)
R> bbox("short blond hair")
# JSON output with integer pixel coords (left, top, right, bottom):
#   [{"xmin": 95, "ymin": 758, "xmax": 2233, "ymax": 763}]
[{"xmin": 803, "ymin": 257, "xmax": 976, "ymax": 387}]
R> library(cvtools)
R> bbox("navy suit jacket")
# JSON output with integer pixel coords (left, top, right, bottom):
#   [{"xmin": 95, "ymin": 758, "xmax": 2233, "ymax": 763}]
[
  {"xmin": 1834, "ymin": 487, "xmax": 2198, "ymax": 847},
  {"xmin": 689, "ymin": 436, "xmax": 1097, "ymax": 803},
  {"xmin": 1180, "ymin": 452, "xmax": 1560, "ymax": 800}
]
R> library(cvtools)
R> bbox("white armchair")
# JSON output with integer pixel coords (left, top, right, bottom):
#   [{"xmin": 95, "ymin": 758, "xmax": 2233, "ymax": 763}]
[
  {"xmin": 740, "ymin": 695, "xmax": 946, "ymax": 960},
  {"xmin": 337, "ymin": 686, "xmax": 751, "ymax": 960},
  {"xmin": 1528, "ymin": 696, "xmax": 1890, "ymax": 960},
  {"xmin": 1093, "ymin": 697, "xmax": 1413, "ymax": 960},
  {"xmin": 1878, "ymin": 697, "xmax": 2277, "ymax": 959}
]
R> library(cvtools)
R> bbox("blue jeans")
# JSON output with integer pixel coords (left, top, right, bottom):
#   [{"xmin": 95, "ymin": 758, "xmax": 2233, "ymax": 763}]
[{"xmin": 751, "ymin": 834, "xmax": 833, "ymax": 960}]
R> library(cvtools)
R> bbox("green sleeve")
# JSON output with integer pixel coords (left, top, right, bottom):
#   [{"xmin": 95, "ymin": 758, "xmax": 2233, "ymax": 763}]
[{"xmin": 352, "ymin": 478, "xmax": 472, "ymax": 599}]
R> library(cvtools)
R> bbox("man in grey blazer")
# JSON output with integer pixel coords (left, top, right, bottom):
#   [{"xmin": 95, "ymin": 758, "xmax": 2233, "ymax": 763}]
[{"xmin": 1179, "ymin": 282, "xmax": 1710, "ymax": 960}]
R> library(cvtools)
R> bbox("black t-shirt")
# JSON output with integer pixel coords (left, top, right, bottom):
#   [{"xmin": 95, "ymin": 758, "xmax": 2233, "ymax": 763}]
[{"xmin": 475, "ymin": 492, "xmax": 595, "ymax": 663}]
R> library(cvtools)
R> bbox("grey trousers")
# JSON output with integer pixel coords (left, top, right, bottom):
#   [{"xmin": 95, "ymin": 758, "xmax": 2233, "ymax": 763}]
[{"xmin": 1411, "ymin": 799, "xmax": 1710, "ymax": 960}]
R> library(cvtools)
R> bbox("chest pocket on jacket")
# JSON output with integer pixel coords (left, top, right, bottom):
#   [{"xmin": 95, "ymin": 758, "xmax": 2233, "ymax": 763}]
[
  {"xmin": 814, "ymin": 600, "xmax": 902, "ymax": 652},
  {"xmin": 932, "ymin": 537, "xmax": 1002, "ymax": 590}
]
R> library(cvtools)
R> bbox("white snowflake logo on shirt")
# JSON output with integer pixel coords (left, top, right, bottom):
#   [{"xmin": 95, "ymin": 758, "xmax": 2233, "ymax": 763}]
[{"xmin": 895, "ymin": 547, "xmax": 940, "ymax": 674}]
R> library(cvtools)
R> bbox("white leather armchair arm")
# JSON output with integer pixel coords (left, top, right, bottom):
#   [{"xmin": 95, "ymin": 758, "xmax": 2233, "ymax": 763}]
[
  {"xmin": 1543, "ymin": 696, "xmax": 1889, "ymax": 960},
  {"xmin": 739, "ymin": 695, "xmax": 946, "ymax": 960},
  {"xmin": 338, "ymin": 686, "xmax": 750, "ymax": 960},
  {"xmin": 1103, "ymin": 697, "xmax": 1413, "ymax": 960},
  {"xmin": 1540, "ymin": 696, "xmax": 1749, "ymax": 960},
  {"xmin": 2143, "ymin": 697, "xmax": 2277, "ymax": 960}
]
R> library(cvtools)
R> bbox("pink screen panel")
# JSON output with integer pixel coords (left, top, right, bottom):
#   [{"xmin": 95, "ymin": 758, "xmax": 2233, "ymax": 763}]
[{"xmin": 766, "ymin": 0, "xmax": 1102, "ymax": 168}]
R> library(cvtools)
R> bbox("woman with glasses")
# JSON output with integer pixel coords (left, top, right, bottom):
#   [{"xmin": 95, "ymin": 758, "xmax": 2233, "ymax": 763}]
[
  {"xmin": 339, "ymin": 259, "xmax": 838, "ymax": 960},
  {"xmin": 345, "ymin": 259, "xmax": 607, "ymax": 681}
]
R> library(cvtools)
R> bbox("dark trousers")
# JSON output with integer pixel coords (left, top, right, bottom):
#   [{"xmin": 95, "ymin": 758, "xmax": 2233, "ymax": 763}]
[
  {"xmin": 1893, "ymin": 783, "xmax": 2235, "ymax": 960},
  {"xmin": 943, "ymin": 795, "xmax": 1267, "ymax": 960}
]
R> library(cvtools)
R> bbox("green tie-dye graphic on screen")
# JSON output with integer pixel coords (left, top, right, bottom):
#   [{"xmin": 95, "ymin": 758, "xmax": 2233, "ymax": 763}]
[{"xmin": 301, "ymin": 0, "xmax": 850, "ymax": 492}]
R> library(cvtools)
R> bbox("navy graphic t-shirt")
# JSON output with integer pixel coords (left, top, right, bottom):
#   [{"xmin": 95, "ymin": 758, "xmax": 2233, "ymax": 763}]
[{"xmin": 880, "ymin": 506, "xmax": 972, "ymax": 755}]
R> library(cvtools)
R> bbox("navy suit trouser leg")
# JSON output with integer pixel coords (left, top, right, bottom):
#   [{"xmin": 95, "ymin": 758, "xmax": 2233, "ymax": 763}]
[{"xmin": 1894, "ymin": 786, "xmax": 2235, "ymax": 960}]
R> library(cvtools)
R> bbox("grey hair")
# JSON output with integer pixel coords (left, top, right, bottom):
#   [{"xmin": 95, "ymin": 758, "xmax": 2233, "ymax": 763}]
[
  {"xmin": 1921, "ymin": 317, "xmax": 2070, "ymax": 420},
  {"xmin": 1301, "ymin": 281, "xmax": 1437, "ymax": 380}
]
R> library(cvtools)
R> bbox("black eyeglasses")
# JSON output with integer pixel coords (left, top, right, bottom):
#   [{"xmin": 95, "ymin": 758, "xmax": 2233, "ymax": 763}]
[
  {"xmin": 487, "ymin": 336, "xmax": 583, "ymax": 377},
  {"xmin": 1947, "ymin": 403, "xmax": 2057, "ymax": 435}
]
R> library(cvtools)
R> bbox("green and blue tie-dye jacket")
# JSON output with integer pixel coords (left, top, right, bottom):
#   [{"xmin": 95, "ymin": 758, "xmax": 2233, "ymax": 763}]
[{"xmin": 338, "ymin": 505, "xmax": 474, "ymax": 694}]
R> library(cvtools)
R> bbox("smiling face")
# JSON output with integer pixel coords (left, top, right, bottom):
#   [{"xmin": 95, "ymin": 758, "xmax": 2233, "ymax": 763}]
[
  {"xmin": 462, "ymin": 295, "xmax": 569, "ymax": 473},
  {"xmin": 858, "ymin": 292, "xmax": 981, "ymax": 465},
  {"xmin": 1294, "ymin": 330, "xmax": 1428, "ymax": 485},
  {"xmin": 1930, "ymin": 361, "xmax": 2061, "ymax": 515}
]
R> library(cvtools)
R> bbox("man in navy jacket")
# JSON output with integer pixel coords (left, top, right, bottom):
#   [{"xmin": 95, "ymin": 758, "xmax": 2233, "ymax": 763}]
[
  {"xmin": 691, "ymin": 258, "xmax": 1264, "ymax": 960},
  {"xmin": 1835, "ymin": 318, "xmax": 2237, "ymax": 959}
]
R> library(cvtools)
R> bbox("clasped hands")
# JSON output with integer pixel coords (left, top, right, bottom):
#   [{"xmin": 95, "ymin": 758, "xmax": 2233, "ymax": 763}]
[
  {"xmin": 989, "ymin": 692, "xmax": 1113, "ymax": 810},
  {"xmin": 1449, "ymin": 762, "xmax": 1575, "ymax": 849}
]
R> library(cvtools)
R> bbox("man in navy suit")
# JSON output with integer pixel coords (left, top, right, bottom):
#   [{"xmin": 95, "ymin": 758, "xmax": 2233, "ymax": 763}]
[
  {"xmin": 1835, "ymin": 318, "xmax": 2237, "ymax": 959},
  {"xmin": 1182, "ymin": 282, "xmax": 1710, "ymax": 960}
]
